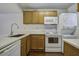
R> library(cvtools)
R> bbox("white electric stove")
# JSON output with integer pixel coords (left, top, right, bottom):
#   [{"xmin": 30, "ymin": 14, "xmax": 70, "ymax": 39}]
[{"xmin": 45, "ymin": 31, "xmax": 62, "ymax": 52}]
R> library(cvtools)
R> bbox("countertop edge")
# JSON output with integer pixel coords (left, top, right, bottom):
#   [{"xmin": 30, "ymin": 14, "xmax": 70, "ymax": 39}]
[
  {"xmin": 0, "ymin": 34, "xmax": 30, "ymax": 50},
  {"xmin": 0, "ymin": 33, "xmax": 45, "ymax": 50},
  {"xmin": 63, "ymin": 39, "xmax": 79, "ymax": 49}
]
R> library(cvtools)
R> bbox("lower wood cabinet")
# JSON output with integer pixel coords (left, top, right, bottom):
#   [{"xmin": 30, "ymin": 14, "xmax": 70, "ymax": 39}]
[
  {"xmin": 21, "ymin": 34, "xmax": 45, "ymax": 56},
  {"xmin": 21, "ymin": 35, "xmax": 30, "ymax": 56},
  {"xmin": 64, "ymin": 42, "xmax": 79, "ymax": 56},
  {"xmin": 26, "ymin": 35, "xmax": 30, "ymax": 54},
  {"xmin": 30, "ymin": 34, "xmax": 45, "ymax": 50}
]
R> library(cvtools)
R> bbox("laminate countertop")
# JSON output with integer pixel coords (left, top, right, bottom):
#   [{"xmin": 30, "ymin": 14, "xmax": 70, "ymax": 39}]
[
  {"xmin": 0, "ymin": 33, "xmax": 30, "ymax": 50},
  {"xmin": 0, "ymin": 31, "xmax": 44, "ymax": 50},
  {"xmin": 63, "ymin": 39, "xmax": 79, "ymax": 49}
]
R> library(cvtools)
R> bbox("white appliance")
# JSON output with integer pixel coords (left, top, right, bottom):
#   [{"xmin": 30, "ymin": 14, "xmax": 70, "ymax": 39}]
[
  {"xmin": 44, "ymin": 16, "xmax": 58, "ymax": 24},
  {"xmin": 45, "ymin": 31, "xmax": 62, "ymax": 52},
  {"xmin": 45, "ymin": 24, "xmax": 62, "ymax": 52},
  {"xmin": 0, "ymin": 40, "xmax": 20, "ymax": 56},
  {"xmin": 58, "ymin": 13, "xmax": 77, "ymax": 53}
]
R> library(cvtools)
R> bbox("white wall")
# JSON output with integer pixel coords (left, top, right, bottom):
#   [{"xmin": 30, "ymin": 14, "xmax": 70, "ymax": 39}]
[
  {"xmin": 0, "ymin": 3, "xmax": 22, "ymax": 13},
  {"xmin": 75, "ymin": 12, "xmax": 79, "ymax": 35},
  {"xmin": 0, "ymin": 4, "xmax": 23, "ymax": 36}
]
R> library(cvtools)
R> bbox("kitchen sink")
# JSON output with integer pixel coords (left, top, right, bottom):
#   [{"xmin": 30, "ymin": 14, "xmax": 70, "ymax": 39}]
[{"xmin": 9, "ymin": 34, "xmax": 24, "ymax": 37}]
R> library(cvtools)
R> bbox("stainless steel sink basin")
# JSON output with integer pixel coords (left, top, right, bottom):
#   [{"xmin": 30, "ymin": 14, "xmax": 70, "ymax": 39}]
[{"xmin": 9, "ymin": 34, "xmax": 24, "ymax": 37}]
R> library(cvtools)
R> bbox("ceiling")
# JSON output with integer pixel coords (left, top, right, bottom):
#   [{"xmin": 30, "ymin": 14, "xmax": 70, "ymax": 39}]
[{"xmin": 19, "ymin": 3, "xmax": 74, "ymax": 10}]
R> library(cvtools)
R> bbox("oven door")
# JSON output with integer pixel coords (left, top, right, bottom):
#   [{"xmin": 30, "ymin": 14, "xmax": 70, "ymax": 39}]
[{"xmin": 45, "ymin": 35, "xmax": 62, "ymax": 48}]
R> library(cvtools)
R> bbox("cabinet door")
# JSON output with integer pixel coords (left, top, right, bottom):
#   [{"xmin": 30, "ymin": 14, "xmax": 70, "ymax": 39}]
[
  {"xmin": 38, "ymin": 11, "xmax": 44, "ymax": 24},
  {"xmin": 26, "ymin": 36, "xmax": 30, "ymax": 54},
  {"xmin": 77, "ymin": 3, "xmax": 79, "ymax": 12},
  {"xmin": 31, "ymin": 35, "xmax": 37, "ymax": 49},
  {"xmin": 23, "ymin": 11, "xmax": 33, "ymax": 24},
  {"xmin": 31, "ymin": 35, "xmax": 45, "ymax": 50},
  {"xmin": 64, "ymin": 42, "xmax": 71, "ymax": 56},
  {"xmin": 37, "ymin": 35, "xmax": 45, "ymax": 50},
  {"xmin": 21, "ymin": 37, "xmax": 27, "ymax": 56},
  {"xmin": 32, "ymin": 11, "xmax": 39, "ymax": 24}
]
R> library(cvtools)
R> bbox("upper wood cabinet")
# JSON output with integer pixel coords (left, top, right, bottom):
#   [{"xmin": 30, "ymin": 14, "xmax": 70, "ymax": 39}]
[
  {"xmin": 38, "ymin": 11, "xmax": 57, "ymax": 24},
  {"xmin": 23, "ymin": 11, "xmax": 57, "ymax": 24},
  {"xmin": 77, "ymin": 3, "xmax": 79, "ymax": 12},
  {"xmin": 44, "ymin": 11, "xmax": 57, "ymax": 16},
  {"xmin": 32, "ymin": 11, "xmax": 39, "ymax": 24},
  {"xmin": 23, "ymin": 11, "xmax": 33, "ymax": 24},
  {"xmin": 38, "ymin": 11, "xmax": 45, "ymax": 24}
]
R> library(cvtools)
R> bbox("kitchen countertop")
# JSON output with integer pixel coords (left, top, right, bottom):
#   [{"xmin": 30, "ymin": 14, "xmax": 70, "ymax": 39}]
[
  {"xmin": 0, "ymin": 31, "xmax": 44, "ymax": 50},
  {"xmin": 63, "ymin": 39, "xmax": 79, "ymax": 49},
  {"xmin": 0, "ymin": 33, "xmax": 30, "ymax": 50}
]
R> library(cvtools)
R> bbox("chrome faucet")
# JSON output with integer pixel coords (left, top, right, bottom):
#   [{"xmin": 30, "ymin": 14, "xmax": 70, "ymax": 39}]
[{"xmin": 10, "ymin": 23, "xmax": 19, "ymax": 35}]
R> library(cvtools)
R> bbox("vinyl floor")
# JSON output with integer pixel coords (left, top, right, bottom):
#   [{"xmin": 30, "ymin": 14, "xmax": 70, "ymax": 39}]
[{"xmin": 28, "ymin": 50, "xmax": 64, "ymax": 56}]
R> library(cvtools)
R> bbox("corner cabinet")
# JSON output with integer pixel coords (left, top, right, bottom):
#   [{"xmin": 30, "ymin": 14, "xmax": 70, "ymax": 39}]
[
  {"xmin": 64, "ymin": 42, "xmax": 79, "ymax": 56},
  {"xmin": 23, "ymin": 11, "xmax": 57, "ymax": 24},
  {"xmin": 21, "ymin": 35, "xmax": 30, "ymax": 56},
  {"xmin": 30, "ymin": 34, "xmax": 45, "ymax": 51}
]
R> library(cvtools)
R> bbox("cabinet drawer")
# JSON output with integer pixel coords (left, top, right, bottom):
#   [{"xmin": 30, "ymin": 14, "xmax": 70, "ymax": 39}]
[{"xmin": 31, "ymin": 35, "xmax": 44, "ymax": 39}]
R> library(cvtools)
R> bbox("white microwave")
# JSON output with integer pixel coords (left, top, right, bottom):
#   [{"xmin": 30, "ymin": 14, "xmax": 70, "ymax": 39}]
[{"xmin": 44, "ymin": 16, "xmax": 58, "ymax": 24}]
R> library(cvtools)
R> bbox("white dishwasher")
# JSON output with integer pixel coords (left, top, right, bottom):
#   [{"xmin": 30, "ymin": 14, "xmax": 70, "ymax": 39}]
[{"xmin": 0, "ymin": 40, "xmax": 20, "ymax": 56}]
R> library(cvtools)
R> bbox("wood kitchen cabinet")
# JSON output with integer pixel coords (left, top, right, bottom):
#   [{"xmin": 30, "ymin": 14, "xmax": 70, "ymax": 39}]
[
  {"xmin": 32, "ymin": 11, "xmax": 39, "ymax": 24},
  {"xmin": 23, "ymin": 11, "xmax": 33, "ymax": 24},
  {"xmin": 38, "ymin": 11, "xmax": 45, "ymax": 24},
  {"xmin": 38, "ymin": 11, "xmax": 57, "ymax": 24},
  {"xmin": 31, "ymin": 34, "xmax": 45, "ymax": 50},
  {"xmin": 21, "ymin": 35, "xmax": 30, "ymax": 56},
  {"xmin": 44, "ymin": 11, "xmax": 57, "ymax": 16},
  {"xmin": 37, "ymin": 36, "xmax": 45, "ymax": 49},
  {"xmin": 77, "ymin": 3, "xmax": 79, "ymax": 12},
  {"xmin": 23, "ymin": 11, "xmax": 57, "ymax": 24},
  {"xmin": 26, "ymin": 36, "xmax": 30, "ymax": 55},
  {"xmin": 64, "ymin": 42, "xmax": 79, "ymax": 56},
  {"xmin": 21, "ymin": 37, "xmax": 27, "ymax": 56}
]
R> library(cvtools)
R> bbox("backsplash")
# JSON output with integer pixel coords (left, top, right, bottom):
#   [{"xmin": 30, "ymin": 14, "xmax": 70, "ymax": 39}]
[
  {"xmin": 23, "ymin": 24, "xmax": 45, "ymax": 31},
  {"xmin": 44, "ymin": 24, "xmax": 57, "ymax": 29},
  {"xmin": 23, "ymin": 24, "xmax": 58, "ymax": 34}
]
